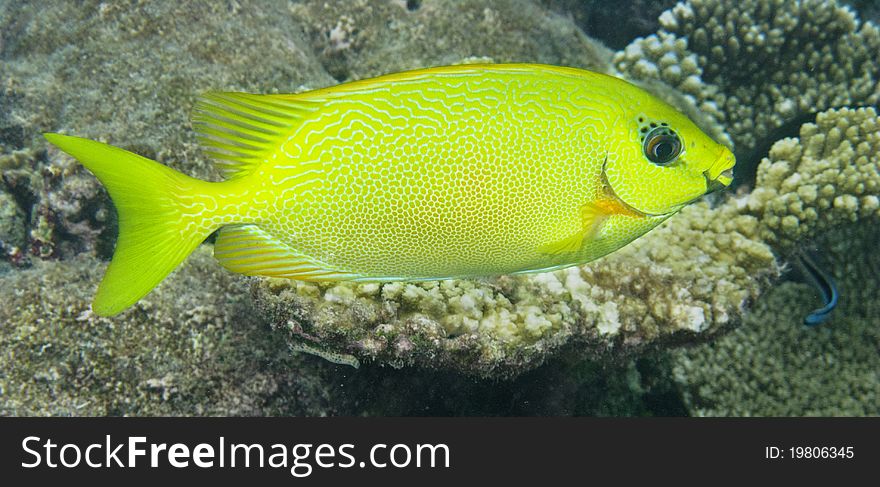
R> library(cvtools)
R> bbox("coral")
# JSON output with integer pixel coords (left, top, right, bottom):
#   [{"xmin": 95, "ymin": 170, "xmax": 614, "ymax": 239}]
[
  {"xmin": 747, "ymin": 107, "xmax": 880, "ymax": 249},
  {"xmin": 671, "ymin": 107, "xmax": 880, "ymax": 415},
  {"xmin": 671, "ymin": 224, "xmax": 880, "ymax": 416},
  {"xmin": 0, "ymin": 243, "xmax": 683, "ymax": 416},
  {"xmin": 614, "ymin": 0, "xmax": 880, "ymax": 153}
]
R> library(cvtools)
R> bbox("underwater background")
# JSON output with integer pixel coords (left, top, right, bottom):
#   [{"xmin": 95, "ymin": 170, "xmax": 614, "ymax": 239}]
[{"xmin": 0, "ymin": 0, "xmax": 877, "ymax": 416}]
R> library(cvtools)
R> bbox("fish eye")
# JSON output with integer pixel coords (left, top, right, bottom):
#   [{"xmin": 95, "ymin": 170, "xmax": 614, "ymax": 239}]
[{"xmin": 643, "ymin": 127, "xmax": 682, "ymax": 166}]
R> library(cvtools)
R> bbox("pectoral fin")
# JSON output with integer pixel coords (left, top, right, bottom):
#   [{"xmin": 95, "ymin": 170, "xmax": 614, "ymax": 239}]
[
  {"xmin": 538, "ymin": 202, "xmax": 610, "ymax": 256},
  {"xmin": 538, "ymin": 194, "xmax": 645, "ymax": 257}
]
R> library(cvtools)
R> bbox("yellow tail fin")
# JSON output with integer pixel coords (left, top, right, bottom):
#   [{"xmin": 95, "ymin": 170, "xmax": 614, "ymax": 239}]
[{"xmin": 44, "ymin": 133, "xmax": 217, "ymax": 316}]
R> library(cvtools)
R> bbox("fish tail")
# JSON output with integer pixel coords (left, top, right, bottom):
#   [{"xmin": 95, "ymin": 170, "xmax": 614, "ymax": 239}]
[{"xmin": 44, "ymin": 133, "xmax": 222, "ymax": 316}]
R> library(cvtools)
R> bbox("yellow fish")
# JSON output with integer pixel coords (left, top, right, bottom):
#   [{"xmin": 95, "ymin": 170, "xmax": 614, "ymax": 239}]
[{"xmin": 45, "ymin": 64, "xmax": 735, "ymax": 316}]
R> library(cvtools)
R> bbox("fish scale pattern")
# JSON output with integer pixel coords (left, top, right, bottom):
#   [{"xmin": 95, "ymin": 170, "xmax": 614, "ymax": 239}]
[{"xmin": 207, "ymin": 65, "xmax": 729, "ymax": 280}]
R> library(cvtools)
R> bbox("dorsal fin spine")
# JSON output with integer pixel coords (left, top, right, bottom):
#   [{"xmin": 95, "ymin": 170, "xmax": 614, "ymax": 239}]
[
  {"xmin": 194, "ymin": 118, "xmax": 276, "ymax": 139},
  {"xmin": 192, "ymin": 91, "xmax": 319, "ymax": 179}
]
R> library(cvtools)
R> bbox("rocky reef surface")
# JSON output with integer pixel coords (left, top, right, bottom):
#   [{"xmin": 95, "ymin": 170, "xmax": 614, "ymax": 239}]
[
  {"xmin": 672, "ymin": 224, "xmax": 880, "ymax": 416},
  {"xmin": 1, "ymin": 0, "xmax": 877, "ymax": 415}
]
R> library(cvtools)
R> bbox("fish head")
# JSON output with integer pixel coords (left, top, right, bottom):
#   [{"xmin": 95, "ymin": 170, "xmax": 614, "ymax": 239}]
[{"xmin": 602, "ymin": 97, "xmax": 735, "ymax": 217}]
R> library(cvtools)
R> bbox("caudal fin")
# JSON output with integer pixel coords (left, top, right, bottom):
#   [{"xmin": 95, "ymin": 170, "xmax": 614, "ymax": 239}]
[{"xmin": 44, "ymin": 133, "xmax": 216, "ymax": 316}]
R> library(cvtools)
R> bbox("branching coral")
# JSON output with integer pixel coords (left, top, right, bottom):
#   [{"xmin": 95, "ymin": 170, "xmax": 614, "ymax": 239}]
[
  {"xmin": 614, "ymin": 0, "xmax": 880, "ymax": 151},
  {"xmin": 747, "ymin": 107, "xmax": 880, "ymax": 248},
  {"xmin": 671, "ymin": 224, "xmax": 880, "ymax": 416},
  {"xmin": 669, "ymin": 106, "xmax": 880, "ymax": 415}
]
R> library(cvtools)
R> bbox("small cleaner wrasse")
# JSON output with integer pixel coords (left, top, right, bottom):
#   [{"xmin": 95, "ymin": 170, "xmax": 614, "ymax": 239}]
[{"xmin": 45, "ymin": 64, "xmax": 735, "ymax": 316}]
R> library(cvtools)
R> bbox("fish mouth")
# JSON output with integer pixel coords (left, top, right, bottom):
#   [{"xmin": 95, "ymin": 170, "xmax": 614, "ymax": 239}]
[{"xmin": 703, "ymin": 150, "xmax": 736, "ymax": 193}]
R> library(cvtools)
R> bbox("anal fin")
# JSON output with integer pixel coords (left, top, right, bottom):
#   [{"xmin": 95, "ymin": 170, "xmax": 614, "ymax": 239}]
[{"xmin": 214, "ymin": 225, "xmax": 357, "ymax": 280}]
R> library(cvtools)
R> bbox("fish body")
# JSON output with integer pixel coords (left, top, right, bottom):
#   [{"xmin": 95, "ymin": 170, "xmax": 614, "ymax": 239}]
[
  {"xmin": 795, "ymin": 250, "xmax": 839, "ymax": 326},
  {"xmin": 45, "ymin": 64, "xmax": 735, "ymax": 316}
]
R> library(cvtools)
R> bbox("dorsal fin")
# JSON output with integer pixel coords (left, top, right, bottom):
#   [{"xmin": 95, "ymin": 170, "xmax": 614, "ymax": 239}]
[
  {"xmin": 214, "ymin": 224, "xmax": 359, "ymax": 280},
  {"xmin": 192, "ymin": 92, "xmax": 319, "ymax": 179}
]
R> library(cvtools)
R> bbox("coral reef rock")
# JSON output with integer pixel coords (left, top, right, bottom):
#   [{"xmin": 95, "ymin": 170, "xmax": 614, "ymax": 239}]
[
  {"xmin": 0, "ymin": 247, "xmax": 335, "ymax": 416},
  {"xmin": 672, "ymin": 107, "xmax": 880, "ymax": 415},
  {"xmin": 746, "ymin": 107, "xmax": 880, "ymax": 249},
  {"xmin": 292, "ymin": 0, "xmax": 613, "ymax": 82},
  {"xmin": 672, "ymin": 225, "xmax": 880, "ymax": 416}
]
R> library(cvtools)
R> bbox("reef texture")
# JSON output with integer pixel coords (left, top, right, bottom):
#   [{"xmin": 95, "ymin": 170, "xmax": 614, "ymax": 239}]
[
  {"xmin": 614, "ymin": 0, "xmax": 880, "ymax": 152},
  {"xmin": 255, "ymin": 199, "xmax": 779, "ymax": 379},
  {"xmin": 672, "ymin": 108, "xmax": 880, "ymax": 415},
  {"xmin": 0, "ymin": 242, "xmax": 687, "ymax": 416},
  {"xmin": 746, "ymin": 107, "xmax": 880, "ymax": 249},
  {"xmin": 0, "ymin": 247, "xmax": 342, "ymax": 416},
  {"xmin": 254, "ymin": 204, "xmax": 770, "ymax": 379},
  {"xmin": 672, "ymin": 224, "xmax": 880, "ymax": 416},
  {"xmin": 1, "ymin": 0, "xmax": 878, "ymax": 411},
  {"xmin": 292, "ymin": 0, "xmax": 613, "ymax": 82}
]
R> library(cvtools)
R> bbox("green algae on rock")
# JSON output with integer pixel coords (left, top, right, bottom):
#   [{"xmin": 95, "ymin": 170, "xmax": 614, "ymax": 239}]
[{"xmin": 0, "ymin": 247, "xmax": 334, "ymax": 416}]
